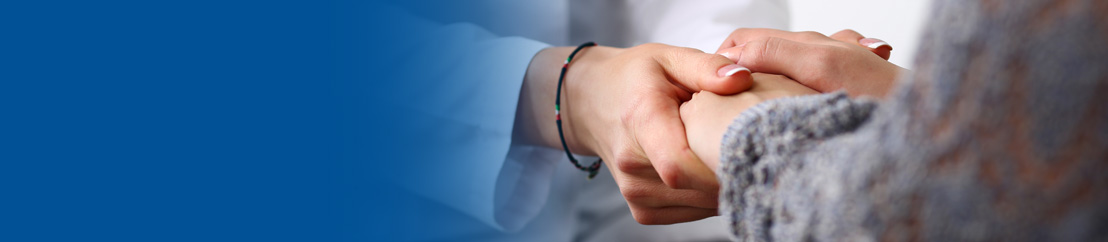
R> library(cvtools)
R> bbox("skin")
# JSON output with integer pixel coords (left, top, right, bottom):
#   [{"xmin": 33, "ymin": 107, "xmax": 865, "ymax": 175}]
[
  {"xmin": 679, "ymin": 73, "xmax": 818, "ymax": 171},
  {"xmin": 513, "ymin": 29, "xmax": 901, "ymax": 224},
  {"xmin": 716, "ymin": 28, "xmax": 906, "ymax": 98},
  {"xmin": 684, "ymin": 29, "xmax": 904, "ymax": 171},
  {"xmin": 514, "ymin": 43, "xmax": 754, "ymax": 224}
]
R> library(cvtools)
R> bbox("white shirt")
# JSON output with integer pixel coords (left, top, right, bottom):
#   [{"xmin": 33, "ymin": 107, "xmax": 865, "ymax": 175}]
[{"xmin": 375, "ymin": 1, "xmax": 789, "ymax": 240}]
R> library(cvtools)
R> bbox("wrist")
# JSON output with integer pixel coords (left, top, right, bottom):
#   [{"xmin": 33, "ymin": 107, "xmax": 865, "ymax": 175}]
[
  {"xmin": 516, "ymin": 46, "xmax": 617, "ymax": 157},
  {"xmin": 561, "ymin": 46, "xmax": 621, "ymax": 157}
]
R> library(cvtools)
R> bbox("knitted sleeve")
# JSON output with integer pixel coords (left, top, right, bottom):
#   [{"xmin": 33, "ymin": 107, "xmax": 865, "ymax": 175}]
[
  {"xmin": 717, "ymin": 92, "xmax": 877, "ymax": 241},
  {"xmin": 716, "ymin": 0, "xmax": 1108, "ymax": 241}
]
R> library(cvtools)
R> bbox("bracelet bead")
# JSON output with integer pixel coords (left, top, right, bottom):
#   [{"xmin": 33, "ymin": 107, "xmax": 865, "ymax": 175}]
[{"xmin": 554, "ymin": 41, "xmax": 602, "ymax": 179}]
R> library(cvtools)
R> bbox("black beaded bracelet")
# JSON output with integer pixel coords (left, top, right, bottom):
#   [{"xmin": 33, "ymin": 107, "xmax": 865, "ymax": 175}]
[{"xmin": 555, "ymin": 41, "xmax": 602, "ymax": 179}]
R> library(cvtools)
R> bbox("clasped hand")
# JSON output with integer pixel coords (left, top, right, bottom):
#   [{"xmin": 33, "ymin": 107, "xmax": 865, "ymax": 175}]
[{"xmin": 517, "ymin": 28, "xmax": 902, "ymax": 225}]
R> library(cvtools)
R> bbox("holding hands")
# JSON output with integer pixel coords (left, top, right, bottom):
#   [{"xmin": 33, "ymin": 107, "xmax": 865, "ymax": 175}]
[
  {"xmin": 679, "ymin": 73, "xmax": 818, "ymax": 171},
  {"xmin": 519, "ymin": 28, "xmax": 901, "ymax": 224},
  {"xmin": 518, "ymin": 43, "xmax": 753, "ymax": 224},
  {"xmin": 675, "ymin": 28, "xmax": 906, "ymax": 172}
]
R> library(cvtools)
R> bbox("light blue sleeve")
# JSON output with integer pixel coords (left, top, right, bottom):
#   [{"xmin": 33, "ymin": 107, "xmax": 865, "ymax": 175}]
[{"xmin": 372, "ymin": 7, "xmax": 563, "ymax": 232}]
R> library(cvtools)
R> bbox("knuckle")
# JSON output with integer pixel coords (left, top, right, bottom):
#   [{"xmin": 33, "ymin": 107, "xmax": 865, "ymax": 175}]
[
  {"xmin": 834, "ymin": 28, "xmax": 859, "ymax": 36},
  {"xmin": 656, "ymin": 162, "xmax": 687, "ymax": 189},
  {"xmin": 619, "ymin": 184, "xmax": 651, "ymax": 202},
  {"xmin": 797, "ymin": 31, "xmax": 825, "ymax": 41},
  {"xmin": 737, "ymin": 37, "xmax": 771, "ymax": 67},
  {"xmin": 630, "ymin": 209, "xmax": 662, "ymax": 225},
  {"xmin": 615, "ymin": 154, "xmax": 649, "ymax": 173},
  {"xmin": 612, "ymin": 137, "xmax": 651, "ymax": 172}
]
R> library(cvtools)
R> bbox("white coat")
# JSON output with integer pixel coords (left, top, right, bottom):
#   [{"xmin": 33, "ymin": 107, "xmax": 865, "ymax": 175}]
[{"xmin": 377, "ymin": 1, "xmax": 789, "ymax": 240}]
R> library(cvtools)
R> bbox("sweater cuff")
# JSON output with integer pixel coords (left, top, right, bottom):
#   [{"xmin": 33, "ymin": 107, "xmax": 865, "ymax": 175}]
[{"xmin": 716, "ymin": 92, "xmax": 876, "ymax": 240}]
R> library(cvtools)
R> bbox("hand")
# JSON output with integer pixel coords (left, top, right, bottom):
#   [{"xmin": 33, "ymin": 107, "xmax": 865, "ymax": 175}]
[
  {"xmin": 568, "ymin": 44, "xmax": 754, "ymax": 224},
  {"xmin": 715, "ymin": 28, "xmax": 906, "ymax": 98},
  {"xmin": 679, "ymin": 73, "xmax": 818, "ymax": 171},
  {"xmin": 516, "ymin": 43, "xmax": 754, "ymax": 224}
]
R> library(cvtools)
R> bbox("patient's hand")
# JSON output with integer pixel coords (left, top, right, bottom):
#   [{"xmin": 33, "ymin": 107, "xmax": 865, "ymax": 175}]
[
  {"xmin": 715, "ymin": 28, "xmax": 905, "ymax": 98},
  {"xmin": 679, "ymin": 73, "xmax": 818, "ymax": 171}
]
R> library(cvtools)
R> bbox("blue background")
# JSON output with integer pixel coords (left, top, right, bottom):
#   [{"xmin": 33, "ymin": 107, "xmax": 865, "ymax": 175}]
[{"xmin": 0, "ymin": 0, "xmax": 431, "ymax": 240}]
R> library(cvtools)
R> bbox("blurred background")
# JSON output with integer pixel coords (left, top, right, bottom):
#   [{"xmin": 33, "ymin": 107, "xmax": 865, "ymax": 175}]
[
  {"xmin": 789, "ymin": 0, "xmax": 932, "ymax": 68},
  {"xmin": 0, "ymin": 1, "xmax": 938, "ymax": 241}
]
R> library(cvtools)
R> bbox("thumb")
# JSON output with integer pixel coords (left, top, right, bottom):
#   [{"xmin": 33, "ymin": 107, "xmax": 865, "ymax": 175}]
[
  {"xmin": 717, "ymin": 37, "xmax": 828, "ymax": 89},
  {"xmin": 655, "ymin": 47, "xmax": 754, "ymax": 95}
]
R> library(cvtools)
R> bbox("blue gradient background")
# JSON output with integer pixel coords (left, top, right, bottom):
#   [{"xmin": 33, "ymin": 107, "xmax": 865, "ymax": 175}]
[{"xmin": 0, "ymin": 0, "xmax": 490, "ymax": 241}]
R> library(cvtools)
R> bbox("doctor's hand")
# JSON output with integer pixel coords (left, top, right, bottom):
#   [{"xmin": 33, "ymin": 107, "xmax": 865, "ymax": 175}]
[
  {"xmin": 714, "ymin": 28, "xmax": 906, "ymax": 98},
  {"xmin": 516, "ymin": 43, "xmax": 753, "ymax": 224}
]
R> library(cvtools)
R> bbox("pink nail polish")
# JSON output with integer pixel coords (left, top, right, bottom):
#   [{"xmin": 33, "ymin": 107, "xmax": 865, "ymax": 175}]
[
  {"xmin": 859, "ymin": 38, "xmax": 891, "ymax": 49},
  {"xmin": 719, "ymin": 52, "xmax": 734, "ymax": 60},
  {"xmin": 717, "ymin": 64, "xmax": 749, "ymax": 78}
]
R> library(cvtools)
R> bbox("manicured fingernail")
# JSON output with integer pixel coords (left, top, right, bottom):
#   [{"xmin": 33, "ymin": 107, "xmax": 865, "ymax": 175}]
[
  {"xmin": 717, "ymin": 64, "xmax": 749, "ymax": 78},
  {"xmin": 717, "ymin": 43, "xmax": 747, "ymax": 61},
  {"xmin": 719, "ymin": 52, "xmax": 734, "ymax": 59},
  {"xmin": 860, "ymin": 38, "xmax": 891, "ymax": 50}
]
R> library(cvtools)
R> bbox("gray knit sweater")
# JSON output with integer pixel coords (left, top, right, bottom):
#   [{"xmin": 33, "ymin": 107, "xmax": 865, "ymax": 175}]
[{"xmin": 718, "ymin": 0, "xmax": 1108, "ymax": 241}]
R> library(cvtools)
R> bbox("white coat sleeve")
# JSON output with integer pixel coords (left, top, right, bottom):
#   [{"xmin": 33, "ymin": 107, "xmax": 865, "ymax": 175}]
[{"xmin": 372, "ymin": 6, "xmax": 562, "ymax": 233}]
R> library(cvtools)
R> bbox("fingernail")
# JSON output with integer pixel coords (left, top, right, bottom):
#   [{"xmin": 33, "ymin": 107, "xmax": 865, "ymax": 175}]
[
  {"xmin": 860, "ymin": 38, "xmax": 891, "ymax": 50},
  {"xmin": 717, "ymin": 43, "xmax": 747, "ymax": 62},
  {"xmin": 717, "ymin": 64, "xmax": 749, "ymax": 78},
  {"xmin": 719, "ymin": 52, "xmax": 734, "ymax": 60}
]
